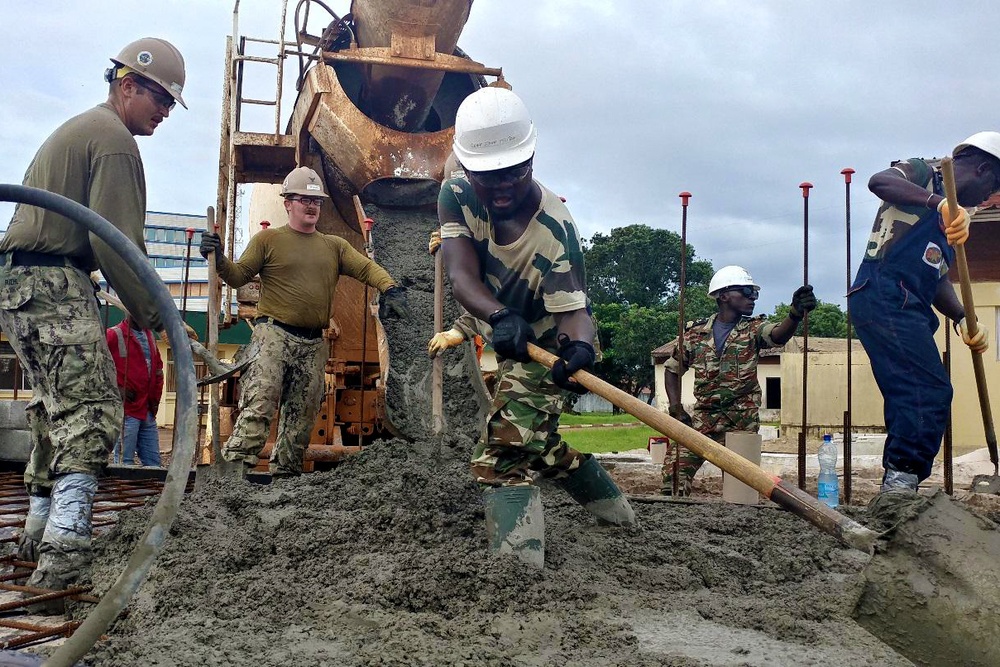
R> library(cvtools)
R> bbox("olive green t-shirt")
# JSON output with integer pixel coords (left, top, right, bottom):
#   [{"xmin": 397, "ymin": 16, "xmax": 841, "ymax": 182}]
[
  {"xmin": 217, "ymin": 225, "xmax": 396, "ymax": 329},
  {"xmin": 0, "ymin": 103, "xmax": 160, "ymax": 329}
]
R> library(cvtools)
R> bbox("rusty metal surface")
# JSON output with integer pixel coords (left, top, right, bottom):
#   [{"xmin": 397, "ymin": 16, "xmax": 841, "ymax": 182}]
[
  {"xmin": 0, "ymin": 472, "xmax": 173, "ymax": 652},
  {"xmin": 291, "ymin": 63, "xmax": 456, "ymax": 204}
]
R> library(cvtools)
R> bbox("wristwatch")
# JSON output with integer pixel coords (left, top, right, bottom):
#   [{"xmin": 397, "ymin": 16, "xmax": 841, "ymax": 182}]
[{"xmin": 489, "ymin": 307, "xmax": 511, "ymax": 325}]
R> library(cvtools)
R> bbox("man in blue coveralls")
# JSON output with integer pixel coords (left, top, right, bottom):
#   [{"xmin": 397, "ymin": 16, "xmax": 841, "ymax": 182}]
[{"xmin": 849, "ymin": 132, "xmax": 1000, "ymax": 492}]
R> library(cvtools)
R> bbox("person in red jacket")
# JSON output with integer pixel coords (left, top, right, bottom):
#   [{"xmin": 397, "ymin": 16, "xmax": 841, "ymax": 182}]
[{"xmin": 107, "ymin": 316, "xmax": 164, "ymax": 466}]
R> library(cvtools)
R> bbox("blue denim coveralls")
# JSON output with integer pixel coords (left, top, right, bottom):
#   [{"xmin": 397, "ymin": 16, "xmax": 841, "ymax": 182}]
[{"xmin": 848, "ymin": 172, "xmax": 954, "ymax": 481}]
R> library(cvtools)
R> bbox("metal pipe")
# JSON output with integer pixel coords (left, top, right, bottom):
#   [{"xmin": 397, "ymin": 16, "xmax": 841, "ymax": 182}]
[
  {"xmin": 674, "ymin": 191, "xmax": 691, "ymax": 497},
  {"xmin": 0, "ymin": 183, "xmax": 198, "ymax": 667},
  {"xmin": 841, "ymin": 168, "xmax": 854, "ymax": 504},
  {"xmin": 181, "ymin": 228, "xmax": 195, "ymax": 323},
  {"xmin": 798, "ymin": 182, "xmax": 813, "ymax": 490}
]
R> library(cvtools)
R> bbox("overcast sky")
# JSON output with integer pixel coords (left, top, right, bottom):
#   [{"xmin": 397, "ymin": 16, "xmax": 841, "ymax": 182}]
[{"xmin": 1, "ymin": 0, "xmax": 997, "ymax": 313}]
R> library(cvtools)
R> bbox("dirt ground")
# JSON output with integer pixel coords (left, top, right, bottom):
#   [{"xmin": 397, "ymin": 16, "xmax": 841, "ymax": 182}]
[{"xmin": 21, "ymin": 209, "xmax": 939, "ymax": 665}]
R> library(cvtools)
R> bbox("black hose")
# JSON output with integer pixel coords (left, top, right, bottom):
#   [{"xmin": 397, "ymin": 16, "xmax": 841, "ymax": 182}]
[{"xmin": 0, "ymin": 184, "xmax": 198, "ymax": 667}]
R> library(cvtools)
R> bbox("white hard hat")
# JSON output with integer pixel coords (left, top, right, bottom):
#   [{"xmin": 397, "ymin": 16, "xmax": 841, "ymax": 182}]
[
  {"xmin": 708, "ymin": 266, "xmax": 759, "ymax": 296},
  {"xmin": 281, "ymin": 167, "xmax": 329, "ymax": 198},
  {"xmin": 109, "ymin": 37, "xmax": 187, "ymax": 109},
  {"xmin": 954, "ymin": 132, "xmax": 1000, "ymax": 162},
  {"xmin": 453, "ymin": 87, "xmax": 536, "ymax": 172}
]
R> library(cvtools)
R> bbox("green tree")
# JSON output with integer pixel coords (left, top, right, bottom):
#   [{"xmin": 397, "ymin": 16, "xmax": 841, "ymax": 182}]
[
  {"xmin": 585, "ymin": 224, "xmax": 713, "ymax": 307},
  {"xmin": 593, "ymin": 304, "xmax": 676, "ymax": 405},
  {"xmin": 769, "ymin": 301, "xmax": 852, "ymax": 338}
]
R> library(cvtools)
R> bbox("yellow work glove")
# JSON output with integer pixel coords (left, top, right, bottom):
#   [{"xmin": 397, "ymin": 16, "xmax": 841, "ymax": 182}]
[
  {"xmin": 428, "ymin": 230, "xmax": 441, "ymax": 255},
  {"xmin": 938, "ymin": 199, "xmax": 971, "ymax": 246},
  {"xmin": 957, "ymin": 317, "xmax": 989, "ymax": 354},
  {"xmin": 428, "ymin": 328, "xmax": 465, "ymax": 357},
  {"xmin": 184, "ymin": 322, "xmax": 199, "ymax": 341}
]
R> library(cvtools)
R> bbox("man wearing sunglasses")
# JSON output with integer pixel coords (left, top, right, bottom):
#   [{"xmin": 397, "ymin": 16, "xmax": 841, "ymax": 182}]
[
  {"xmin": 0, "ymin": 38, "xmax": 187, "ymax": 612},
  {"xmin": 662, "ymin": 266, "xmax": 815, "ymax": 496},
  {"xmin": 439, "ymin": 87, "xmax": 634, "ymax": 569},
  {"xmin": 849, "ymin": 132, "xmax": 1000, "ymax": 493},
  {"xmin": 199, "ymin": 167, "xmax": 409, "ymax": 478}
]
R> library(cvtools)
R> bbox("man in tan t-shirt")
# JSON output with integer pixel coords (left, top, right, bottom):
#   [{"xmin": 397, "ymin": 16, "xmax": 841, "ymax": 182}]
[
  {"xmin": 200, "ymin": 167, "xmax": 409, "ymax": 477},
  {"xmin": 0, "ymin": 38, "xmax": 187, "ymax": 611}
]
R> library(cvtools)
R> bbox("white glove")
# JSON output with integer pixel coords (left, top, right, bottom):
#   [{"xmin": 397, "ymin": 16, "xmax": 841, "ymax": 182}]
[
  {"xmin": 428, "ymin": 328, "xmax": 465, "ymax": 357},
  {"xmin": 957, "ymin": 317, "xmax": 989, "ymax": 354}
]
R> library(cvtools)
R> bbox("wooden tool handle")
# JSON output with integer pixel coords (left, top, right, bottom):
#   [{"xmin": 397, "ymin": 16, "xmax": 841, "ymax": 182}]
[
  {"xmin": 941, "ymin": 158, "xmax": 998, "ymax": 471},
  {"xmin": 527, "ymin": 342, "xmax": 876, "ymax": 552}
]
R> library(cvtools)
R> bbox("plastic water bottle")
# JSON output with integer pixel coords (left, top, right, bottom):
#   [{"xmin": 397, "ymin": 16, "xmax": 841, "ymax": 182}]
[{"xmin": 817, "ymin": 433, "xmax": 839, "ymax": 508}]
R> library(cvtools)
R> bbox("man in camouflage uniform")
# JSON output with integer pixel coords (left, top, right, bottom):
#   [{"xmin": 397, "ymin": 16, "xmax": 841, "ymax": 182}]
[
  {"xmin": 849, "ymin": 133, "xmax": 1000, "ymax": 492},
  {"xmin": 440, "ymin": 87, "xmax": 633, "ymax": 569},
  {"xmin": 662, "ymin": 266, "xmax": 815, "ymax": 495},
  {"xmin": 0, "ymin": 38, "xmax": 187, "ymax": 606},
  {"xmin": 200, "ymin": 167, "xmax": 408, "ymax": 477}
]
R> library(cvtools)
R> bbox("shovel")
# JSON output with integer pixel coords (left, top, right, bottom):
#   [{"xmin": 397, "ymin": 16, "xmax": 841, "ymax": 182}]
[
  {"xmin": 941, "ymin": 157, "xmax": 1000, "ymax": 493},
  {"xmin": 528, "ymin": 342, "xmax": 1000, "ymax": 666}
]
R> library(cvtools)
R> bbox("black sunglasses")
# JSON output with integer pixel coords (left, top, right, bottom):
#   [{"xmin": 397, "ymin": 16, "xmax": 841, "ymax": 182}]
[
  {"xmin": 132, "ymin": 76, "xmax": 176, "ymax": 111},
  {"xmin": 467, "ymin": 161, "xmax": 532, "ymax": 187},
  {"xmin": 725, "ymin": 285, "xmax": 759, "ymax": 298}
]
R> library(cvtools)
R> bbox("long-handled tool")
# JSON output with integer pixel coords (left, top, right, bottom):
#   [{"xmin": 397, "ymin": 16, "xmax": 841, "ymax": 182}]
[
  {"xmin": 526, "ymin": 342, "xmax": 875, "ymax": 552},
  {"xmin": 941, "ymin": 158, "xmax": 1000, "ymax": 490},
  {"xmin": 529, "ymin": 341, "xmax": 1000, "ymax": 666},
  {"xmin": 432, "ymin": 231, "xmax": 445, "ymax": 434},
  {"xmin": 841, "ymin": 168, "xmax": 855, "ymax": 504}
]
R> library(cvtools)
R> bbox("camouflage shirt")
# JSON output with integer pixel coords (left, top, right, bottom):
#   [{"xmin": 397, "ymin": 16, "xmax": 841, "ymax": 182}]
[
  {"xmin": 438, "ymin": 179, "xmax": 587, "ymax": 341},
  {"xmin": 665, "ymin": 314, "xmax": 779, "ymax": 429}
]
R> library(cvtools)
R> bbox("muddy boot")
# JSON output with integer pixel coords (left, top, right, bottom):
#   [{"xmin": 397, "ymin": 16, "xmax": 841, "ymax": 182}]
[
  {"xmin": 881, "ymin": 468, "xmax": 919, "ymax": 494},
  {"xmin": 483, "ymin": 485, "xmax": 545, "ymax": 570},
  {"xmin": 557, "ymin": 455, "xmax": 635, "ymax": 526},
  {"xmin": 14, "ymin": 494, "xmax": 51, "ymax": 582},
  {"xmin": 24, "ymin": 473, "xmax": 97, "ymax": 615}
]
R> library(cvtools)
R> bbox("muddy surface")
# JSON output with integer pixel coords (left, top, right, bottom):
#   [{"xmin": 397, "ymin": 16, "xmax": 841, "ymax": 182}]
[
  {"xmin": 77, "ymin": 447, "xmax": 913, "ymax": 667},
  {"xmin": 856, "ymin": 491, "xmax": 1000, "ymax": 667},
  {"xmin": 35, "ymin": 209, "xmax": 918, "ymax": 665}
]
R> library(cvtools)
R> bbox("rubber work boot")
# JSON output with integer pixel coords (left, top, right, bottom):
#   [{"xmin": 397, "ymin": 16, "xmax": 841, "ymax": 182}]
[
  {"xmin": 881, "ymin": 468, "xmax": 919, "ymax": 494},
  {"xmin": 14, "ymin": 494, "xmax": 50, "ymax": 582},
  {"xmin": 557, "ymin": 455, "xmax": 636, "ymax": 526},
  {"xmin": 25, "ymin": 473, "xmax": 98, "ymax": 615},
  {"xmin": 483, "ymin": 485, "xmax": 545, "ymax": 570}
]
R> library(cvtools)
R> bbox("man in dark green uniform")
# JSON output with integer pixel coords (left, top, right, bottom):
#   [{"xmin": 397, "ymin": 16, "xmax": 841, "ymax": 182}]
[
  {"xmin": 662, "ymin": 266, "xmax": 815, "ymax": 495},
  {"xmin": 0, "ymin": 38, "xmax": 187, "ymax": 609}
]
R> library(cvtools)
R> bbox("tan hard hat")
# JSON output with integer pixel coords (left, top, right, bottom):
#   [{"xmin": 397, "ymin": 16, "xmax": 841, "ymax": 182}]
[
  {"xmin": 281, "ymin": 167, "xmax": 330, "ymax": 198},
  {"xmin": 111, "ymin": 38, "xmax": 187, "ymax": 109}
]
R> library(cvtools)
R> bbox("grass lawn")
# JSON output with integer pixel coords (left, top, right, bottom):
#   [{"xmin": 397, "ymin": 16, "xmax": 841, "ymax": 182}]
[
  {"xmin": 559, "ymin": 424, "xmax": 660, "ymax": 454},
  {"xmin": 559, "ymin": 412, "xmax": 640, "ymax": 426}
]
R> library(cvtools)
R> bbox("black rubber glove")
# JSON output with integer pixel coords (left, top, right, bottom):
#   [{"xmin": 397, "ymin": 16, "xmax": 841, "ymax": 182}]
[
  {"xmin": 668, "ymin": 404, "xmax": 694, "ymax": 428},
  {"xmin": 551, "ymin": 334, "xmax": 595, "ymax": 394},
  {"xmin": 199, "ymin": 232, "xmax": 224, "ymax": 266},
  {"xmin": 378, "ymin": 286, "xmax": 410, "ymax": 320},
  {"xmin": 489, "ymin": 308, "xmax": 535, "ymax": 363},
  {"xmin": 789, "ymin": 284, "xmax": 817, "ymax": 320}
]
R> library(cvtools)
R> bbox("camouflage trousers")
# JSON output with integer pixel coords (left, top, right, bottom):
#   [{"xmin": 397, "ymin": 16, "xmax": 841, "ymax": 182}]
[
  {"xmin": 660, "ymin": 408, "xmax": 759, "ymax": 494},
  {"xmin": 0, "ymin": 263, "xmax": 121, "ymax": 494},
  {"xmin": 471, "ymin": 355, "xmax": 587, "ymax": 487},
  {"xmin": 222, "ymin": 322, "xmax": 326, "ymax": 475}
]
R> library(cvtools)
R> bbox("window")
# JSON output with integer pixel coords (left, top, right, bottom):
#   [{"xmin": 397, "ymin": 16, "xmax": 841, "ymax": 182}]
[
  {"xmin": 0, "ymin": 342, "xmax": 31, "ymax": 391},
  {"xmin": 765, "ymin": 377, "xmax": 781, "ymax": 409},
  {"xmin": 165, "ymin": 347, "xmax": 207, "ymax": 392}
]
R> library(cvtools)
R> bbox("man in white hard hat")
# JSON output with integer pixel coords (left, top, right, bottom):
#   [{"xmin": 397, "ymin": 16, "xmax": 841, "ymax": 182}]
[
  {"xmin": 662, "ymin": 267, "xmax": 815, "ymax": 495},
  {"xmin": 200, "ymin": 167, "xmax": 409, "ymax": 477},
  {"xmin": 0, "ymin": 38, "xmax": 187, "ymax": 611},
  {"xmin": 849, "ymin": 132, "xmax": 1000, "ymax": 493},
  {"xmin": 439, "ymin": 86, "xmax": 634, "ymax": 570}
]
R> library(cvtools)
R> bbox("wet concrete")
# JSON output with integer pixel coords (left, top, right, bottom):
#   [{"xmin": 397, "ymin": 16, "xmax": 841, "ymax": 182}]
[{"xmin": 856, "ymin": 490, "xmax": 1000, "ymax": 667}]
